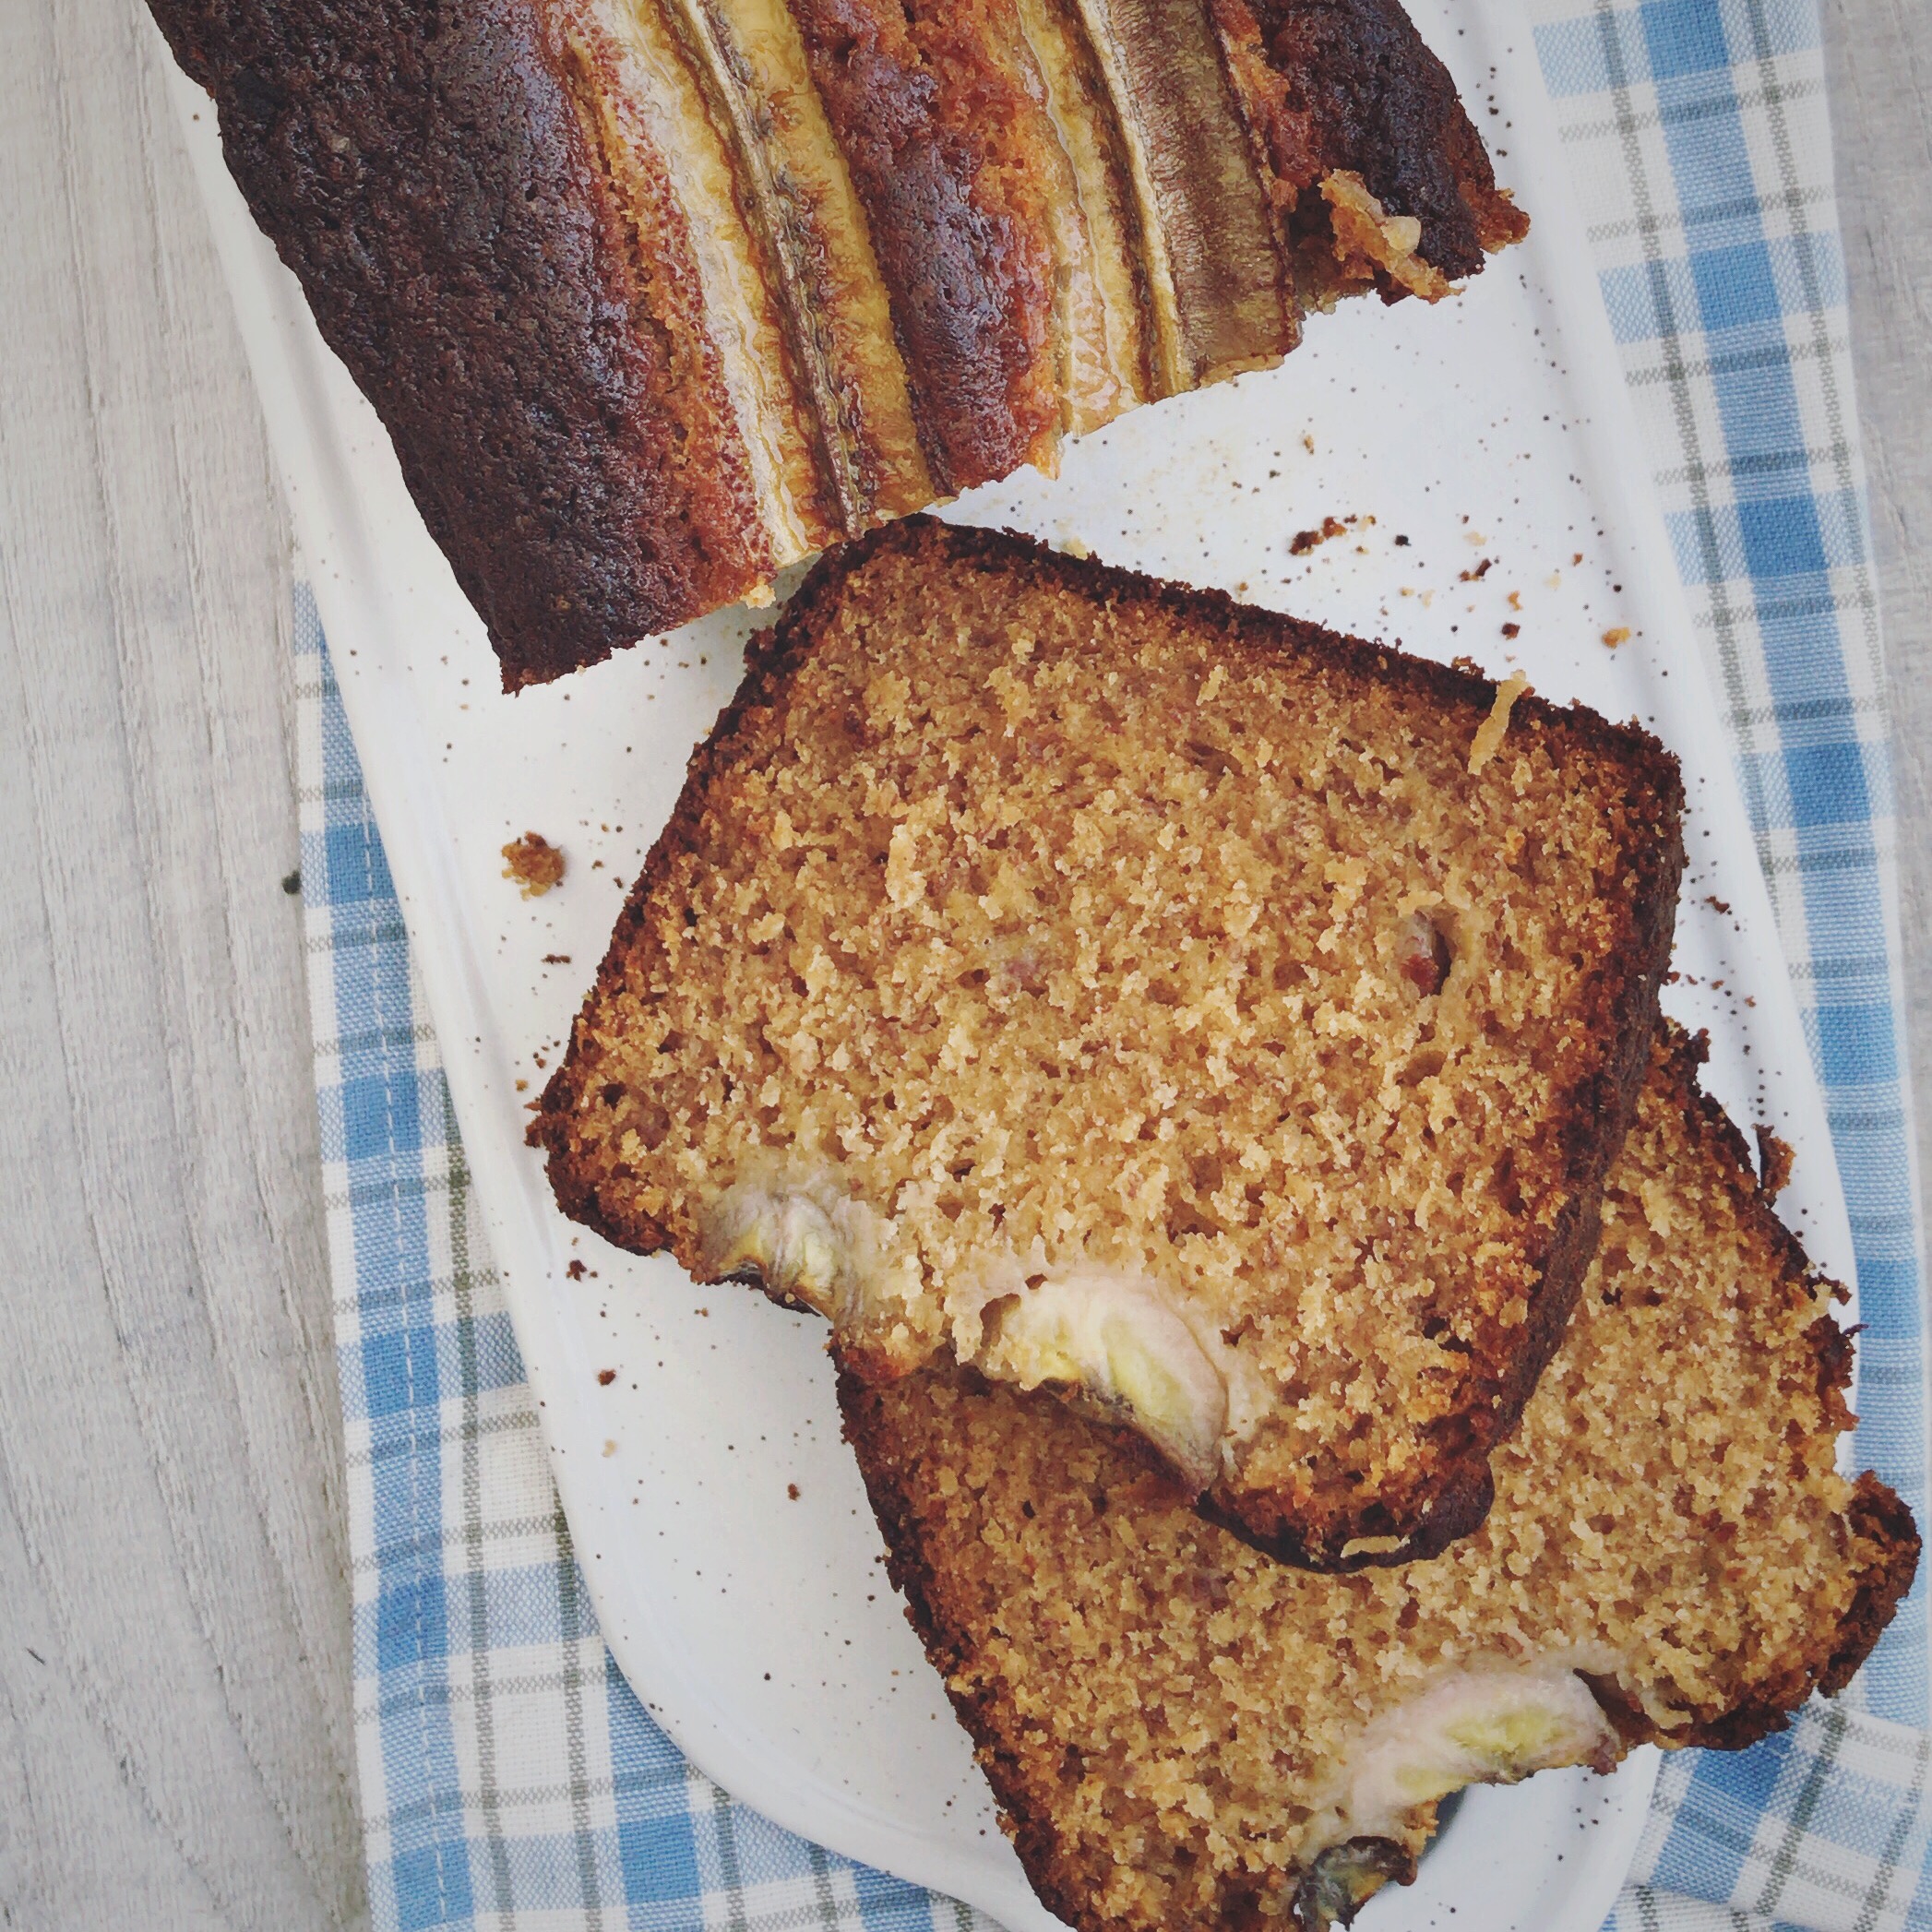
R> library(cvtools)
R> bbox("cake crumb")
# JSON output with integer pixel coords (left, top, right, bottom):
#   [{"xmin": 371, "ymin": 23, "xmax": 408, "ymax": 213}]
[
  {"xmin": 503, "ymin": 832, "xmax": 566, "ymax": 897},
  {"xmin": 543, "ymin": 952, "xmax": 573, "ymax": 965},
  {"xmin": 531, "ymin": 522, "xmax": 1685, "ymax": 1572},
  {"xmin": 1469, "ymin": 674, "xmax": 1530, "ymax": 773},
  {"xmin": 1603, "ymin": 626, "xmax": 1631, "ymax": 649},
  {"xmin": 598, "ymin": 1368, "xmax": 617, "ymax": 1386},
  {"xmin": 1501, "ymin": 622, "xmax": 1520, "ymax": 639},
  {"xmin": 838, "ymin": 1023, "xmax": 1906, "ymax": 1932},
  {"xmin": 567, "ymin": 1259, "xmax": 588, "ymax": 1281},
  {"xmin": 1753, "ymin": 1125, "xmax": 1795, "ymax": 1198},
  {"xmin": 787, "ymin": 1483, "xmax": 802, "ymax": 1500},
  {"xmin": 1290, "ymin": 515, "xmax": 1350, "ymax": 555}
]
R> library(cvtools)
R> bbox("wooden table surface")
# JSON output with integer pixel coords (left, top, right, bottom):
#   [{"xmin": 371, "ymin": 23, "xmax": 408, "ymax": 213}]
[{"xmin": 0, "ymin": 1, "xmax": 1925, "ymax": 1925}]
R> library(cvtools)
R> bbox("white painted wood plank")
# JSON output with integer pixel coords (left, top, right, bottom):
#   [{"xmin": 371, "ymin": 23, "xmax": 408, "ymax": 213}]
[
  {"xmin": 0, "ymin": 0, "xmax": 362, "ymax": 1922},
  {"xmin": 1822, "ymin": 0, "xmax": 1932, "ymax": 1243},
  {"xmin": 0, "ymin": 1314, "xmax": 241, "ymax": 1932}
]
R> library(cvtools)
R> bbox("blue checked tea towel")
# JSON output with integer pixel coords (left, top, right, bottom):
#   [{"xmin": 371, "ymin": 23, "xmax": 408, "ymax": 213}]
[{"xmin": 292, "ymin": 1, "xmax": 1932, "ymax": 1926}]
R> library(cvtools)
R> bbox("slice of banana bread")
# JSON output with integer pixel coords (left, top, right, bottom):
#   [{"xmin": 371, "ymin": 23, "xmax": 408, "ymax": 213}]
[
  {"xmin": 840, "ymin": 1027, "xmax": 1918, "ymax": 1932},
  {"xmin": 531, "ymin": 518, "xmax": 1685, "ymax": 1567}
]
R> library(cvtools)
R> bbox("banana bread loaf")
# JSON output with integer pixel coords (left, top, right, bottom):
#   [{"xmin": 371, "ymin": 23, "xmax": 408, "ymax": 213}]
[{"xmin": 149, "ymin": 0, "xmax": 1527, "ymax": 686}]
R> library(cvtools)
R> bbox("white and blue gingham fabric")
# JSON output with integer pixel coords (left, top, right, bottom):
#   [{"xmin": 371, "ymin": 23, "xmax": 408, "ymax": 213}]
[{"xmin": 292, "ymin": 2, "xmax": 1932, "ymax": 1925}]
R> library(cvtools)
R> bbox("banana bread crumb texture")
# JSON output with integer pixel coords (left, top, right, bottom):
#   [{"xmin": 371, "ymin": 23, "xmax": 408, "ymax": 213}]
[
  {"xmin": 840, "ymin": 1028, "xmax": 1919, "ymax": 1932},
  {"xmin": 533, "ymin": 519, "xmax": 1686, "ymax": 1567}
]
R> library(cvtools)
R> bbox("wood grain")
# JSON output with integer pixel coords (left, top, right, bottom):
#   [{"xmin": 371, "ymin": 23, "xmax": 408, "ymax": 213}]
[
  {"xmin": 1822, "ymin": 0, "xmax": 1932, "ymax": 1239},
  {"xmin": 0, "ymin": 0, "xmax": 1922, "ymax": 1926},
  {"xmin": 0, "ymin": 0, "xmax": 362, "ymax": 1925}
]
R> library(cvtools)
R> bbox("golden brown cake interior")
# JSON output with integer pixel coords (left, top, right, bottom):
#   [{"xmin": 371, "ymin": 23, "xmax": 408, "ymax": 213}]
[
  {"xmin": 531, "ymin": 519, "xmax": 1684, "ymax": 1567},
  {"xmin": 840, "ymin": 1028, "xmax": 1918, "ymax": 1932}
]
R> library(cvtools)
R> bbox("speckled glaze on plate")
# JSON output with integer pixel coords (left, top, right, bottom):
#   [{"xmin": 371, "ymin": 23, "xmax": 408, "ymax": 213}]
[{"xmin": 163, "ymin": 0, "xmax": 1868, "ymax": 1920}]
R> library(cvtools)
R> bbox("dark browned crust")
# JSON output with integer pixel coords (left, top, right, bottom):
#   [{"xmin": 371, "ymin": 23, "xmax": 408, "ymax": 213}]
[
  {"xmin": 1195, "ymin": 1441, "xmax": 1495, "ymax": 1570},
  {"xmin": 786, "ymin": 0, "xmax": 1061, "ymax": 494},
  {"xmin": 532, "ymin": 518, "xmax": 1684, "ymax": 1563},
  {"xmin": 155, "ymin": 0, "xmax": 1524, "ymax": 684},
  {"xmin": 1815, "ymin": 1477, "xmax": 1922, "ymax": 1696},
  {"xmin": 1210, "ymin": 0, "xmax": 1529, "ymax": 299},
  {"xmin": 148, "ymin": 0, "xmax": 770, "ymax": 689}
]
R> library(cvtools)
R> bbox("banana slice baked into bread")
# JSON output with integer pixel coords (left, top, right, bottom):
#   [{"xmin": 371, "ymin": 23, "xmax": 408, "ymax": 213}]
[
  {"xmin": 840, "ymin": 1028, "xmax": 1918, "ymax": 1932},
  {"xmin": 531, "ymin": 519, "xmax": 1685, "ymax": 1566},
  {"xmin": 150, "ymin": 0, "xmax": 1527, "ymax": 686}
]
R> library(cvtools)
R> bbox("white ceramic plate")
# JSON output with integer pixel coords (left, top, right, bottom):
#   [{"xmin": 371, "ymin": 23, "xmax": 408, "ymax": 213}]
[{"xmin": 161, "ymin": 1, "xmax": 1866, "ymax": 1923}]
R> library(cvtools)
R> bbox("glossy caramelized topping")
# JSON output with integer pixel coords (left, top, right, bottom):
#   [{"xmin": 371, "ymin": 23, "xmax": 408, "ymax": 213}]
[{"xmin": 155, "ymin": 0, "xmax": 1526, "ymax": 684}]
